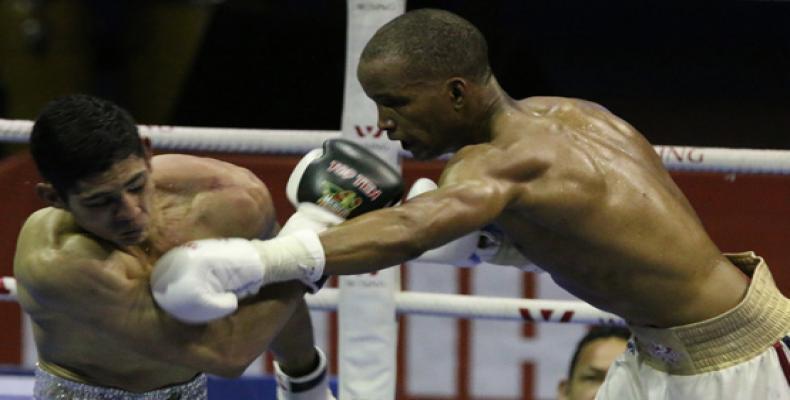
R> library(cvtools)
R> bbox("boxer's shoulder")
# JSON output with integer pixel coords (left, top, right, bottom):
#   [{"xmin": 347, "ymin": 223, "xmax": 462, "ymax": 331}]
[
  {"xmin": 445, "ymin": 141, "xmax": 549, "ymax": 186},
  {"xmin": 152, "ymin": 155, "xmax": 273, "ymax": 239},
  {"xmin": 153, "ymin": 154, "xmax": 264, "ymax": 191},
  {"xmin": 17, "ymin": 208, "xmax": 86, "ymax": 256}
]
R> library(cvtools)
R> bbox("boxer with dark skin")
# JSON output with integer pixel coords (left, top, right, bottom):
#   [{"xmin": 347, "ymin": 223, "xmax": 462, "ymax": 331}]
[
  {"xmin": 14, "ymin": 95, "xmax": 318, "ymax": 395},
  {"xmin": 320, "ymin": 9, "xmax": 748, "ymax": 329}
]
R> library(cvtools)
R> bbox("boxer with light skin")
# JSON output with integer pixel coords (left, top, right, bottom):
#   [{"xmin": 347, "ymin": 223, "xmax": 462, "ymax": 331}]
[
  {"xmin": 14, "ymin": 95, "xmax": 334, "ymax": 399},
  {"xmin": 558, "ymin": 327, "xmax": 630, "ymax": 400},
  {"xmin": 154, "ymin": 9, "xmax": 790, "ymax": 399}
]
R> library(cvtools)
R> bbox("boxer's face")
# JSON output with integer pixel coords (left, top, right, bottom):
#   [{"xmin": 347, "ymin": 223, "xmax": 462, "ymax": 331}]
[
  {"xmin": 558, "ymin": 337, "xmax": 627, "ymax": 400},
  {"xmin": 358, "ymin": 57, "xmax": 464, "ymax": 160},
  {"xmin": 65, "ymin": 155, "xmax": 154, "ymax": 247}
]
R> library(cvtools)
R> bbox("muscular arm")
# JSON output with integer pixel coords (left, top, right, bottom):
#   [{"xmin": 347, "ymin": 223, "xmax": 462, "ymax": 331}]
[{"xmin": 320, "ymin": 145, "xmax": 525, "ymax": 275}]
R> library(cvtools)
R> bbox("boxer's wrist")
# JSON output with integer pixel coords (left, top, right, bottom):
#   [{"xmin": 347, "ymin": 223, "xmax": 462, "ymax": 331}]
[{"xmin": 252, "ymin": 230, "xmax": 326, "ymax": 286}]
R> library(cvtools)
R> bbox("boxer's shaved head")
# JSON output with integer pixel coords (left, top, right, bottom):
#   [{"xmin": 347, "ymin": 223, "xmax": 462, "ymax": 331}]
[{"xmin": 360, "ymin": 8, "xmax": 491, "ymax": 83}]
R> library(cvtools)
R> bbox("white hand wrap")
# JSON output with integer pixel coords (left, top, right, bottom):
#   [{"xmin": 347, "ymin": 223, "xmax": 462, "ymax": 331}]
[
  {"xmin": 274, "ymin": 347, "xmax": 335, "ymax": 400},
  {"xmin": 251, "ymin": 230, "xmax": 327, "ymax": 286}
]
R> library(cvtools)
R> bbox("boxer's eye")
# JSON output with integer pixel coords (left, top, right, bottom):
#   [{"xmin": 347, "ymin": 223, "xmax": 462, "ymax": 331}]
[
  {"xmin": 379, "ymin": 96, "xmax": 408, "ymax": 108},
  {"xmin": 126, "ymin": 176, "xmax": 147, "ymax": 193},
  {"xmin": 84, "ymin": 197, "xmax": 112, "ymax": 208}
]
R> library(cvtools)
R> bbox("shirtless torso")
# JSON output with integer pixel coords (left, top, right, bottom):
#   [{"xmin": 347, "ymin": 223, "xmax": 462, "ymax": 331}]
[
  {"xmin": 14, "ymin": 154, "xmax": 284, "ymax": 391},
  {"xmin": 321, "ymin": 96, "xmax": 749, "ymax": 328},
  {"xmin": 482, "ymin": 97, "xmax": 748, "ymax": 326}
]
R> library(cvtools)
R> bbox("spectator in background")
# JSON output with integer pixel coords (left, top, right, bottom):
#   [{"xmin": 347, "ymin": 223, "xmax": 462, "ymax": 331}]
[{"xmin": 558, "ymin": 326, "xmax": 631, "ymax": 400}]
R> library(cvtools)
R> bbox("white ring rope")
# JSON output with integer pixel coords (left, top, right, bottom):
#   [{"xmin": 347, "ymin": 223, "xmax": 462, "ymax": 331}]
[
  {"xmin": 0, "ymin": 118, "xmax": 340, "ymax": 155},
  {"xmin": 0, "ymin": 277, "xmax": 624, "ymax": 326},
  {"xmin": 1, "ymin": 118, "xmax": 788, "ymax": 174},
  {"xmin": 306, "ymin": 289, "xmax": 624, "ymax": 325}
]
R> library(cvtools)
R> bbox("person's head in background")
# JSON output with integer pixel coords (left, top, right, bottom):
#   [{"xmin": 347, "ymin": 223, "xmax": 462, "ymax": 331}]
[{"xmin": 558, "ymin": 326, "xmax": 630, "ymax": 400}]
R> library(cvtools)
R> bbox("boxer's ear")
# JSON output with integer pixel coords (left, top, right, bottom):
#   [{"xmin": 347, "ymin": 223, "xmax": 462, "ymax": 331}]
[
  {"xmin": 36, "ymin": 182, "xmax": 66, "ymax": 209},
  {"xmin": 141, "ymin": 136, "xmax": 153, "ymax": 166},
  {"xmin": 446, "ymin": 78, "xmax": 467, "ymax": 110}
]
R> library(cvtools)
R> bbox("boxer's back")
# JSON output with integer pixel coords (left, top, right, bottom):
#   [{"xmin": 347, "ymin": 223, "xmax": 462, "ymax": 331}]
[{"xmin": 481, "ymin": 97, "xmax": 749, "ymax": 327}]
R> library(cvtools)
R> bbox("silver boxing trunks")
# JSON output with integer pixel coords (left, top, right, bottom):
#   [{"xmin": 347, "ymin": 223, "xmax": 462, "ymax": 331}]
[{"xmin": 33, "ymin": 366, "xmax": 207, "ymax": 400}]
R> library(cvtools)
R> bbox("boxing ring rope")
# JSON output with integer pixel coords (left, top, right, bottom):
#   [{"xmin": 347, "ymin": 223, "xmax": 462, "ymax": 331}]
[
  {"xmin": 1, "ymin": 118, "xmax": 790, "ymax": 174},
  {"xmin": 0, "ymin": 278, "xmax": 624, "ymax": 325}
]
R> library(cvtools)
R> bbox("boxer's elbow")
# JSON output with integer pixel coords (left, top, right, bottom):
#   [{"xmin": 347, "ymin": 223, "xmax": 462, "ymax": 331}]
[
  {"xmin": 187, "ymin": 327, "xmax": 268, "ymax": 377},
  {"xmin": 201, "ymin": 347, "xmax": 258, "ymax": 378}
]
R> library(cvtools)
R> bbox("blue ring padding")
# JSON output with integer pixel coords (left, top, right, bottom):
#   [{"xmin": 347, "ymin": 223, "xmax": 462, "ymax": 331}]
[
  {"xmin": 208, "ymin": 376, "xmax": 338, "ymax": 399},
  {"xmin": 0, "ymin": 368, "xmax": 33, "ymax": 377}
]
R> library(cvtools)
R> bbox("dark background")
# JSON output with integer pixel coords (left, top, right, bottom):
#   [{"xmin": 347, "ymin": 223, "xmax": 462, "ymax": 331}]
[{"xmin": 1, "ymin": 0, "xmax": 788, "ymax": 149}]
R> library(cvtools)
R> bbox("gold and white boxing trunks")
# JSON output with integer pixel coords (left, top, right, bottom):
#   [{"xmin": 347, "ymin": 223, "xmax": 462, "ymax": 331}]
[{"xmin": 597, "ymin": 252, "xmax": 790, "ymax": 399}]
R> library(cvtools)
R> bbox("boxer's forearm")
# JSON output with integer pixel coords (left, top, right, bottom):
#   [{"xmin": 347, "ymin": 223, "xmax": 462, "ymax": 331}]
[
  {"xmin": 320, "ymin": 205, "xmax": 443, "ymax": 275},
  {"xmin": 268, "ymin": 299, "xmax": 318, "ymax": 376},
  {"xmin": 179, "ymin": 281, "xmax": 305, "ymax": 377},
  {"xmin": 319, "ymin": 182, "xmax": 510, "ymax": 276}
]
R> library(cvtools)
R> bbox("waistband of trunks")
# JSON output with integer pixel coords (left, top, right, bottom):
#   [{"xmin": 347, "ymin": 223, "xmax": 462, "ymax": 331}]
[
  {"xmin": 629, "ymin": 251, "xmax": 790, "ymax": 375},
  {"xmin": 33, "ymin": 365, "xmax": 207, "ymax": 400}
]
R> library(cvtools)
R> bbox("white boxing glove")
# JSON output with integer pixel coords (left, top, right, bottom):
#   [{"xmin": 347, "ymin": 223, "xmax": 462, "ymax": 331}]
[
  {"xmin": 150, "ymin": 238, "xmax": 266, "ymax": 323},
  {"xmin": 151, "ymin": 232, "xmax": 325, "ymax": 324}
]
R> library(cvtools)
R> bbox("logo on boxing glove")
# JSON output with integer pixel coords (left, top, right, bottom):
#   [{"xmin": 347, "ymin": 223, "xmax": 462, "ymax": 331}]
[
  {"xmin": 290, "ymin": 139, "xmax": 404, "ymax": 219},
  {"xmin": 317, "ymin": 159, "xmax": 389, "ymax": 217}
]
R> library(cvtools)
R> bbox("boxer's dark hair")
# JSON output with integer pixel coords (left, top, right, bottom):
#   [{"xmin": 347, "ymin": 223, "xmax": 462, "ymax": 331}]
[
  {"xmin": 567, "ymin": 325, "xmax": 631, "ymax": 379},
  {"xmin": 360, "ymin": 8, "xmax": 491, "ymax": 83},
  {"xmin": 31, "ymin": 94, "xmax": 144, "ymax": 197}
]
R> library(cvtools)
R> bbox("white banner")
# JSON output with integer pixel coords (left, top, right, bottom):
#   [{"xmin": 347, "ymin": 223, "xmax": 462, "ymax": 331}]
[{"xmin": 338, "ymin": 1, "xmax": 405, "ymax": 399}]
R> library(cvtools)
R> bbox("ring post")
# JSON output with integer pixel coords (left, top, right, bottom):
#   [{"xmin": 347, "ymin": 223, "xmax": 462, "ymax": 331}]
[{"xmin": 338, "ymin": 1, "xmax": 405, "ymax": 399}]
